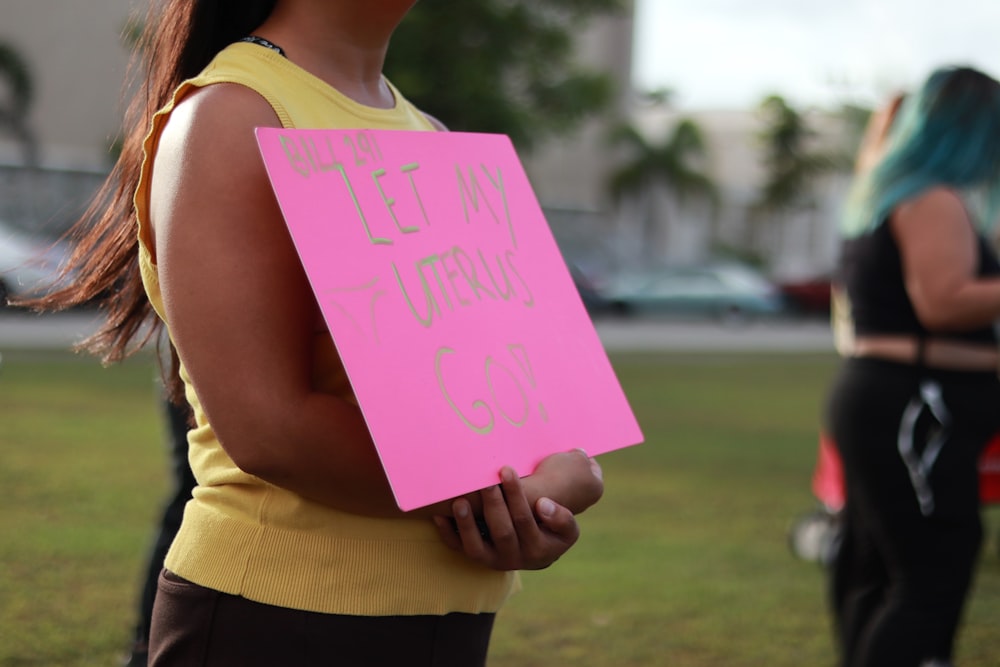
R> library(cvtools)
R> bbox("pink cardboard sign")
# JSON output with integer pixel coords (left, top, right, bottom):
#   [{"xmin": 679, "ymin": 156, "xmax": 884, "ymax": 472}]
[{"xmin": 256, "ymin": 128, "xmax": 643, "ymax": 510}]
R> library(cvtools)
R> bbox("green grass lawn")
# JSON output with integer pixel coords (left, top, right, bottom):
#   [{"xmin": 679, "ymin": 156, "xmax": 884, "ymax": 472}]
[{"xmin": 2, "ymin": 348, "xmax": 998, "ymax": 666}]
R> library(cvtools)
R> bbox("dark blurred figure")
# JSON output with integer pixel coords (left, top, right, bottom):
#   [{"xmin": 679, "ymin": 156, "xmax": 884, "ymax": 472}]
[
  {"xmin": 123, "ymin": 397, "xmax": 194, "ymax": 667},
  {"xmin": 825, "ymin": 66, "xmax": 1000, "ymax": 667}
]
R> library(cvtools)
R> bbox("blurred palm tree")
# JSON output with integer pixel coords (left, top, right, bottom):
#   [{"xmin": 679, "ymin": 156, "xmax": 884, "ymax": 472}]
[
  {"xmin": 747, "ymin": 95, "xmax": 846, "ymax": 264},
  {"xmin": 754, "ymin": 95, "xmax": 837, "ymax": 211},
  {"xmin": 0, "ymin": 40, "xmax": 37, "ymax": 167},
  {"xmin": 606, "ymin": 118, "xmax": 719, "ymax": 263}
]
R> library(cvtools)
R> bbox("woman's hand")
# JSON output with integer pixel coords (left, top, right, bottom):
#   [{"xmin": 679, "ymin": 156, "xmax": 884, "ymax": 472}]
[
  {"xmin": 418, "ymin": 449, "xmax": 604, "ymax": 520},
  {"xmin": 433, "ymin": 467, "xmax": 580, "ymax": 571},
  {"xmin": 522, "ymin": 449, "xmax": 604, "ymax": 515},
  {"xmin": 854, "ymin": 92, "xmax": 905, "ymax": 173}
]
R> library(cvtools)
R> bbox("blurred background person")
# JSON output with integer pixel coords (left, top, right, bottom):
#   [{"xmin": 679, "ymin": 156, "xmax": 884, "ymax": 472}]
[
  {"xmin": 824, "ymin": 65, "xmax": 1000, "ymax": 667},
  {"xmin": 789, "ymin": 92, "xmax": 908, "ymax": 567},
  {"xmin": 122, "ymin": 394, "xmax": 194, "ymax": 667}
]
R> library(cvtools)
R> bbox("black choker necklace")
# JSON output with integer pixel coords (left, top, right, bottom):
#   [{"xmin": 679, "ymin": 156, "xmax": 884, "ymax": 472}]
[{"xmin": 240, "ymin": 35, "xmax": 286, "ymax": 57}]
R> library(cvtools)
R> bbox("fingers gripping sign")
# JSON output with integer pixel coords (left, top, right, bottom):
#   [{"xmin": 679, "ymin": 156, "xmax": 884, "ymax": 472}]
[{"xmin": 433, "ymin": 467, "xmax": 580, "ymax": 571}]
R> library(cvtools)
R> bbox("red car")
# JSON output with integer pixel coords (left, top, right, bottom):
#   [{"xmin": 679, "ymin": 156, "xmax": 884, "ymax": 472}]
[{"xmin": 777, "ymin": 274, "xmax": 832, "ymax": 316}]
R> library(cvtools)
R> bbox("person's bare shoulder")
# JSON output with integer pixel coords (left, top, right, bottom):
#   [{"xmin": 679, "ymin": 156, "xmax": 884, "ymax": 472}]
[
  {"xmin": 160, "ymin": 83, "xmax": 282, "ymax": 156},
  {"xmin": 151, "ymin": 83, "xmax": 281, "ymax": 210},
  {"xmin": 148, "ymin": 83, "xmax": 284, "ymax": 249},
  {"xmin": 893, "ymin": 187, "xmax": 969, "ymax": 231}
]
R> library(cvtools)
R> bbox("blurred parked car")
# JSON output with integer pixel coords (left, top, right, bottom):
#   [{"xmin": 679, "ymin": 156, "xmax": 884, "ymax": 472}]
[
  {"xmin": 602, "ymin": 262, "xmax": 785, "ymax": 324},
  {"xmin": 0, "ymin": 220, "xmax": 68, "ymax": 306},
  {"xmin": 568, "ymin": 263, "xmax": 612, "ymax": 315},
  {"xmin": 777, "ymin": 273, "xmax": 833, "ymax": 317}
]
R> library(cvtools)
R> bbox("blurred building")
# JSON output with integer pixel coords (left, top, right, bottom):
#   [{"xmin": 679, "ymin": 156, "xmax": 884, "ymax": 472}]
[
  {"xmin": 0, "ymin": 1, "xmax": 849, "ymax": 279},
  {"xmin": 627, "ymin": 106, "xmax": 854, "ymax": 281},
  {"xmin": 521, "ymin": 7, "xmax": 637, "ymax": 283},
  {"xmin": 1, "ymin": 1, "xmax": 135, "ymax": 167},
  {"xmin": 0, "ymin": 0, "xmax": 137, "ymax": 232},
  {"xmin": 521, "ymin": 10, "xmax": 635, "ymax": 212},
  {"xmin": 0, "ymin": 1, "xmax": 636, "ymax": 240}
]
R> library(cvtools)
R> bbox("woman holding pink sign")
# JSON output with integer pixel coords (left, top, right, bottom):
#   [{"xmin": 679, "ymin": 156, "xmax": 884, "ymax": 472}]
[{"xmin": 21, "ymin": 1, "xmax": 606, "ymax": 665}]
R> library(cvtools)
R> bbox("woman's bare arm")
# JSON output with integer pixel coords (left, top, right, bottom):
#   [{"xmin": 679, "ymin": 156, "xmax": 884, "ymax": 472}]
[{"xmin": 893, "ymin": 188, "xmax": 1000, "ymax": 331}]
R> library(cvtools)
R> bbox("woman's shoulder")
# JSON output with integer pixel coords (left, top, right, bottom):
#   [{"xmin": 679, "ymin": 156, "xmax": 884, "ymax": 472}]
[
  {"xmin": 170, "ymin": 83, "xmax": 281, "ymax": 136},
  {"xmin": 155, "ymin": 82, "xmax": 282, "ymax": 172},
  {"xmin": 893, "ymin": 187, "xmax": 969, "ymax": 228},
  {"xmin": 150, "ymin": 82, "xmax": 282, "ymax": 214}
]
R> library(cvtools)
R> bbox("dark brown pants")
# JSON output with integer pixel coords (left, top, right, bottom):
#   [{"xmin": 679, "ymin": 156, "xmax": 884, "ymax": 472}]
[{"xmin": 149, "ymin": 569, "xmax": 496, "ymax": 667}]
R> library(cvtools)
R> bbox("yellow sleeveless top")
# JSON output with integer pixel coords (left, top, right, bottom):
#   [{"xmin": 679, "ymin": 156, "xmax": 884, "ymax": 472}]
[{"xmin": 134, "ymin": 42, "xmax": 517, "ymax": 615}]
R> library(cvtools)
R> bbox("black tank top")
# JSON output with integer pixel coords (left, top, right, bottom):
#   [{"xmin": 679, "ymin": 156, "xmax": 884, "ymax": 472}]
[{"xmin": 839, "ymin": 220, "xmax": 1000, "ymax": 344}]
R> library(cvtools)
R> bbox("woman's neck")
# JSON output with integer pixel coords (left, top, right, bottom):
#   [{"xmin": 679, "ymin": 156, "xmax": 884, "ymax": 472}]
[{"xmin": 255, "ymin": 1, "xmax": 414, "ymax": 109}]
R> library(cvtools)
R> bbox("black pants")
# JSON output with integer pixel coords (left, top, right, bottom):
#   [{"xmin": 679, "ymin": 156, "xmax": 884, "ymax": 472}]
[
  {"xmin": 149, "ymin": 570, "xmax": 496, "ymax": 667},
  {"xmin": 825, "ymin": 358, "xmax": 1000, "ymax": 667}
]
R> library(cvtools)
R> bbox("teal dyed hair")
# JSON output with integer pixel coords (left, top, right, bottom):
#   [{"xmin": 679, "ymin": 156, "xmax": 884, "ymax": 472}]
[{"xmin": 841, "ymin": 66, "xmax": 1000, "ymax": 238}]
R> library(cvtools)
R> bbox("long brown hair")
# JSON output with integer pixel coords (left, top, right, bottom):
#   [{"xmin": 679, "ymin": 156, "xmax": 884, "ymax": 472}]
[{"xmin": 20, "ymin": 0, "xmax": 278, "ymax": 401}]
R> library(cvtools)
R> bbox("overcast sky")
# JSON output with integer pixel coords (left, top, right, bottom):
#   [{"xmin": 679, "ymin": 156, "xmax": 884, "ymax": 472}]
[{"xmin": 632, "ymin": 0, "xmax": 1000, "ymax": 111}]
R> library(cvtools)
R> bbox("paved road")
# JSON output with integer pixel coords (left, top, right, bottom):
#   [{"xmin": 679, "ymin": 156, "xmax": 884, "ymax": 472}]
[
  {"xmin": 591, "ymin": 316, "xmax": 834, "ymax": 353},
  {"xmin": 0, "ymin": 309, "xmax": 836, "ymax": 353}
]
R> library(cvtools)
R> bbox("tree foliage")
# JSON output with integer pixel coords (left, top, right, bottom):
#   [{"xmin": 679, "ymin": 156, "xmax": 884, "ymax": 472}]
[{"xmin": 384, "ymin": 0, "xmax": 625, "ymax": 151}]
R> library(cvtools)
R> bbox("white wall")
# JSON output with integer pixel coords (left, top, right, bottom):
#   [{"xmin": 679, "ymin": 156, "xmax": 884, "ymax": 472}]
[
  {"xmin": 624, "ymin": 105, "xmax": 854, "ymax": 278},
  {"xmin": 520, "ymin": 11, "xmax": 635, "ymax": 214},
  {"xmin": 0, "ymin": 0, "xmax": 141, "ymax": 168},
  {"xmin": 1, "ymin": 2, "xmax": 849, "ymax": 276}
]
